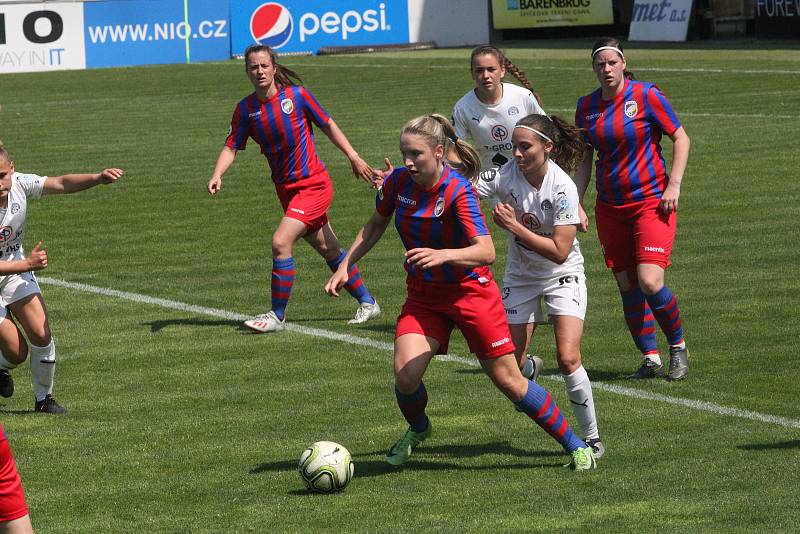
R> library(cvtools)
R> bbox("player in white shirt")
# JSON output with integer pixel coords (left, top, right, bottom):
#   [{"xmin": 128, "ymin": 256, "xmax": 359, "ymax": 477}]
[
  {"xmin": 0, "ymin": 144, "xmax": 123, "ymax": 414},
  {"xmin": 453, "ymin": 45, "xmax": 546, "ymax": 172},
  {"xmin": 473, "ymin": 114, "xmax": 604, "ymax": 458}
]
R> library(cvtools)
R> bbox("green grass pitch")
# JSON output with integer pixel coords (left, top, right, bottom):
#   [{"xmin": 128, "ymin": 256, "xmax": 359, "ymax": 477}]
[{"xmin": 1, "ymin": 40, "xmax": 799, "ymax": 532}]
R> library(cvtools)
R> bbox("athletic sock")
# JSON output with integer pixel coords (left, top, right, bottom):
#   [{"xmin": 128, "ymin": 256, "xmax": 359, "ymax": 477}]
[
  {"xmin": 395, "ymin": 383, "xmax": 429, "ymax": 433},
  {"xmin": 645, "ymin": 353, "xmax": 663, "ymax": 366},
  {"xmin": 514, "ymin": 380, "xmax": 586, "ymax": 453},
  {"xmin": 326, "ymin": 250, "xmax": 374, "ymax": 305},
  {"xmin": 0, "ymin": 352, "xmax": 18, "ymax": 371},
  {"xmin": 563, "ymin": 366, "xmax": 599, "ymax": 441},
  {"xmin": 621, "ymin": 287, "xmax": 659, "ymax": 356},
  {"xmin": 30, "ymin": 339, "xmax": 56, "ymax": 402},
  {"xmin": 271, "ymin": 257, "xmax": 296, "ymax": 321},
  {"xmin": 645, "ymin": 286, "xmax": 685, "ymax": 347}
]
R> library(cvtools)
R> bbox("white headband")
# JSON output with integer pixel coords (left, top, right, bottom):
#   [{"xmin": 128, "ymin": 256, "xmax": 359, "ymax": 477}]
[
  {"xmin": 514, "ymin": 125, "xmax": 553, "ymax": 144},
  {"xmin": 592, "ymin": 45, "xmax": 624, "ymax": 59}
]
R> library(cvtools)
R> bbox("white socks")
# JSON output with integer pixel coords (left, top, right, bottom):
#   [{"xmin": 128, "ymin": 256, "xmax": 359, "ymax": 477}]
[
  {"xmin": 563, "ymin": 365, "xmax": 599, "ymax": 441},
  {"xmin": 30, "ymin": 339, "xmax": 56, "ymax": 402}
]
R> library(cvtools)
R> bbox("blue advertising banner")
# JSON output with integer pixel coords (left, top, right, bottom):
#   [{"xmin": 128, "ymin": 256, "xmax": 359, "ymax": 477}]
[
  {"xmin": 84, "ymin": 0, "xmax": 230, "ymax": 68},
  {"xmin": 230, "ymin": 0, "xmax": 410, "ymax": 56}
]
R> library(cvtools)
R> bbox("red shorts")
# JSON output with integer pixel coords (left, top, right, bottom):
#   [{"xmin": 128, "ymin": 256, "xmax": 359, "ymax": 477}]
[
  {"xmin": 275, "ymin": 171, "xmax": 333, "ymax": 235},
  {"xmin": 595, "ymin": 197, "xmax": 676, "ymax": 271},
  {"xmin": 396, "ymin": 274, "xmax": 515, "ymax": 360},
  {"xmin": 0, "ymin": 428, "xmax": 28, "ymax": 523}
]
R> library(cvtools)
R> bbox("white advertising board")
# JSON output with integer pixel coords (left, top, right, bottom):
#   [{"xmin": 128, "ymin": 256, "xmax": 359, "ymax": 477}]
[
  {"xmin": 0, "ymin": 2, "xmax": 86, "ymax": 73},
  {"xmin": 628, "ymin": 0, "xmax": 692, "ymax": 41}
]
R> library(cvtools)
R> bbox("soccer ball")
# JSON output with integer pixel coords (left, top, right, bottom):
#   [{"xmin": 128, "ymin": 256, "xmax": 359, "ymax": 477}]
[{"xmin": 297, "ymin": 441, "xmax": 354, "ymax": 493}]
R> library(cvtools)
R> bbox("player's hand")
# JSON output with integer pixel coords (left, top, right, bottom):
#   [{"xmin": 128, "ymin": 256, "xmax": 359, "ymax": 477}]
[
  {"xmin": 578, "ymin": 204, "xmax": 589, "ymax": 232},
  {"xmin": 371, "ymin": 158, "xmax": 394, "ymax": 189},
  {"xmin": 349, "ymin": 154, "xmax": 374, "ymax": 184},
  {"xmin": 491, "ymin": 203, "xmax": 518, "ymax": 231},
  {"xmin": 25, "ymin": 241, "xmax": 48, "ymax": 271},
  {"xmin": 98, "ymin": 168, "xmax": 124, "ymax": 184},
  {"xmin": 659, "ymin": 183, "xmax": 681, "ymax": 214},
  {"xmin": 405, "ymin": 247, "xmax": 449, "ymax": 270},
  {"xmin": 208, "ymin": 176, "xmax": 222, "ymax": 195},
  {"xmin": 324, "ymin": 266, "xmax": 350, "ymax": 297}
]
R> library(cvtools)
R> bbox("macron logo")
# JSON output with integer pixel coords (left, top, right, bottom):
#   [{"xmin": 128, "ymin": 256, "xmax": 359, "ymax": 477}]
[
  {"xmin": 585, "ymin": 112, "xmax": 603, "ymax": 121},
  {"xmin": 643, "ymin": 246, "xmax": 665, "ymax": 253},
  {"xmin": 397, "ymin": 195, "xmax": 417, "ymax": 206},
  {"xmin": 491, "ymin": 337, "xmax": 510, "ymax": 348},
  {"xmin": 290, "ymin": 207, "xmax": 306, "ymax": 215}
]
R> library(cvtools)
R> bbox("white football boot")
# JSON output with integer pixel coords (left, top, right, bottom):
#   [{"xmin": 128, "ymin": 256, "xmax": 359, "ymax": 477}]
[
  {"xmin": 244, "ymin": 311, "xmax": 285, "ymax": 333},
  {"xmin": 348, "ymin": 300, "xmax": 381, "ymax": 324}
]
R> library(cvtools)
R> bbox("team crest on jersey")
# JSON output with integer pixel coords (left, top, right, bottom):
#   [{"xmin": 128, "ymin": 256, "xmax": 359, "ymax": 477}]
[
  {"xmin": 491, "ymin": 125, "xmax": 509, "ymax": 141},
  {"xmin": 0, "ymin": 226, "xmax": 12, "ymax": 242},
  {"xmin": 540, "ymin": 199, "xmax": 553, "ymax": 211},
  {"xmin": 624, "ymin": 100, "xmax": 638, "ymax": 118},
  {"xmin": 508, "ymin": 106, "xmax": 519, "ymax": 116},
  {"xmin": 10, "ymin": 203, "xmax": 20, "ymax": 214},
  {"xmin": 521, "ymin": 212, "xmax": 541, "ymax": 230},
  {"xmin": 280, "ymin": 98, "xmax": 294, "ymax": 115},
  {"xmin": 433, "ymin": 197, "xmax": 445, "ymax": 217}
]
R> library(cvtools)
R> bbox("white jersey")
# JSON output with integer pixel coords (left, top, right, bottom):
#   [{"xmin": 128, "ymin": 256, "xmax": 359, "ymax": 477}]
[
  {"xmin": 475, "ymin": 161, "xmax": 584, "ymax": 285},
  {"xmin": 453, "ymin": 82, "xmax": 546, "ymax": 171},
  {"xmin": 0, "ymin": 172, "xmax": 46, "ymax": 286}
]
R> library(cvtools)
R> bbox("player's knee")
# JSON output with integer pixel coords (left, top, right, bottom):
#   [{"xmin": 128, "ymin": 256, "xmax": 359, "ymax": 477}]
[
  {"xmin": 556, "ymin": 351, "xmax": 581, "ymax": 374},
  {"xmin": 271, "ymin": 236, "xmax": 293, "ymax": 257},
  {"xmin": 28, "ymin": 328, "xmax": 52, "ymax": 347},
  {"xmin": 394, "ymin": 376, "xmax": 420, "ymax": 395},
  {"xmin": 615, "ymin": 268, "xmax": 639, "ymax": 292},
  {"xmin": 638, "ymin": 275, "xmax": 663, "ymax": 295}
]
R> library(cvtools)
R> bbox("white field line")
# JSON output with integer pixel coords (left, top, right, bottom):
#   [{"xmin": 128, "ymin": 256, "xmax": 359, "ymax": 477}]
[
  {"xmin": 39, "ymin": 276, "xmax": 800, "ymax": 430},
  {"xmin": 288, "ymin": 63, "xmax": 800, "ymax": 76}
]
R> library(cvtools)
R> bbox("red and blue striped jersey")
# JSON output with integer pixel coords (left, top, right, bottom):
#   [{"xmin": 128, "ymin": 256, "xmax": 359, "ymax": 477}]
[
  {"xmin": 225, "ymin": 85, "xmax": 331, "ymax": 184},
  {"xmin": 376, "ymin": 164, "xmax": 492, "ymax": 283},
  {"xmin": 575, "ymin": 79, "xmax": 681, "ymax": 205}
]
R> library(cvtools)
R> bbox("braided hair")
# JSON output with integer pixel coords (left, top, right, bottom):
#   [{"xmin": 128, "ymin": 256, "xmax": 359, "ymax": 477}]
[{"xmin": 470, "ymin": 45, "xmax": 543, "ymax": 107}]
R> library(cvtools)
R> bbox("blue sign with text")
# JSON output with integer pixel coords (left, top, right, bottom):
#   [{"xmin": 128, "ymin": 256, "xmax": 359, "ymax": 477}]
[
  {"xmin": 84, "ymin": 0, "xmax": 230, "ymax": 68},
  {"xmin": 230, "ymin": 0, "xmax": 410, "ymax": 56}
]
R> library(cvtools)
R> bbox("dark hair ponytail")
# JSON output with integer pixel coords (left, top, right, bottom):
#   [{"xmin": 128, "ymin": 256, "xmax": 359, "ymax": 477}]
[
  {"xmin": 515, "ymin": 114, "xmax": 589, "ymax": 174},
  {"xmin": 244, "ymin": 44, "xmax": 304, "ymax": 86}
]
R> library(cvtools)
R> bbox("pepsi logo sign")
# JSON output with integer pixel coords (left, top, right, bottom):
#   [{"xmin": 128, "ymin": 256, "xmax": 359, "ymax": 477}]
[{"xmin": 250, "ymin": 2, "xmax": 293, "ymax": 49}]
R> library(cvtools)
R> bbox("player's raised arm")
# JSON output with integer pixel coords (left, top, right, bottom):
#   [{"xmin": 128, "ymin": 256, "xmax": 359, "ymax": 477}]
[
  {"xmin": 208, "ymin": 146, "xmax": 237, "ymax": 195},
  {"xmin": 43, "ymin": 168, "xmax": 124, "ymax": 195}
]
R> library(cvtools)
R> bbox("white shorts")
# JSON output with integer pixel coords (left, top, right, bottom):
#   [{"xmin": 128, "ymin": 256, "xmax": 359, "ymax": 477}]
[
  {"xmin": 0, "ymin": 272, "xmax": 41, "ymax": 320},
  {"xmin": 502, "ymin": 273, "xmax": 587, "ymax": 325}
]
